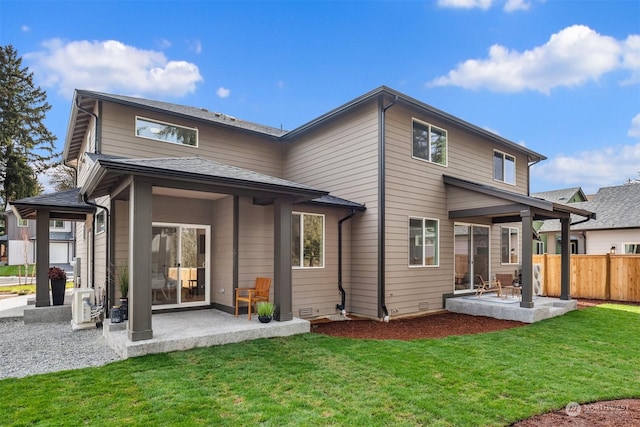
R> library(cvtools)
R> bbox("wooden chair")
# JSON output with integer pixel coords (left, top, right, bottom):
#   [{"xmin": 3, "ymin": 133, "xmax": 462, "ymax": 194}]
[
  {"xmin": 235, "ymin": 277, "xmax": 272, "ymax": 320},
  {"xmin": 475, "ymin": 274, "xmax": 503, "ymax": 297}
]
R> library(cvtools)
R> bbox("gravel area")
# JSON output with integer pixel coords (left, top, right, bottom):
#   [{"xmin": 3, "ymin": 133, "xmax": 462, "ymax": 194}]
[{"xmin": 0, "ymin": 319, "xmax": 121, "ymax": 379}]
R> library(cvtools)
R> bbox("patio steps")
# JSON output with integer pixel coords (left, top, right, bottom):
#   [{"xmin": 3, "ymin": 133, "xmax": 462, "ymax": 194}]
[{"xmin": 445, "ymin": 295, "xmax": 577, "ymax": 323}]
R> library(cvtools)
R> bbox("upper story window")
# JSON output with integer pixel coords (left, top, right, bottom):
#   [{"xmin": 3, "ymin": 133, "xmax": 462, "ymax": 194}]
[
  {"xmin": 95, "ymin": 210, "xmax": 106, "ymax": 234},
  {"xmin": 409, "ymin": 217, "xmax": 439, "ymax": 267},
  {"xmin": 292, "ymin": 213, "xmax": 324, "ymax": 268},
  {"xmin": 17, "ymin": 218, "xmax": 28, "ymax": 227},
  {"xmin": 49, "ymin": 220, "xmax": 64, "ymax": 229},
  {"xmin": 135, "ymin": 116, "xmax": 198, "ymax": 147},
  {"xmin": 494, "ymin": 150, "xmax": 516, "ymax": 185},
  {"xmin": 501, "ymin": 226, "xmax": 519, "ymax": 264},
  {"xmin": 412, "ymin": 119, "xmax": 447, "ymax": 166}
]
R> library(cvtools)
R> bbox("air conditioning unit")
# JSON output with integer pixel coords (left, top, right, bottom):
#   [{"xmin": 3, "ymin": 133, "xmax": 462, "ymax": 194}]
[
  {"xmin": 71, "ymin": 288, "xmax": 94, "ymax": 330},
  {"xmin": 532, "ymin": 263, "xmax": 543, "ymax": 296}
]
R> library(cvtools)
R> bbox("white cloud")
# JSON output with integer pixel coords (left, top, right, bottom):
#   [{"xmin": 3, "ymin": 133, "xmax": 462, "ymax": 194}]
[
  {"xmin": 621, "ymin": 34, "xmax": 640, "ymax": 85},
  {"xmin": 21, "ymin": 25, "xmax": 30, "ymax": 32},
  {"xmin": 629, "ymin": 114, "xmax": 640, "ymax": 138},
  {"xmin": 429, "ymin": 25, "xmax": 636, "ymax": 94},
  {"xmin": 216, "ymin": 87, "xmax": 230, "ymax": 98},
  {"xmin": 503, "ymin": 0, "xmax": 530, "ymax": 12},
  {"xmin": 187, "ymin": 39, "xmax": 202, "ymax": 54},
  {"xmin": 25, "ymin": 39, "xmax": 203, "ymax": 98},
  {"xmin": 157, "ymin": 38, "xmax": 172, "ymax": 49},
  {"xmin": 437, "ymin": 0, "xmax": 494, "ymax": 10},
  {"xmin": 532, "ymin": 143, "xmax": 640, "ymax": 193}
]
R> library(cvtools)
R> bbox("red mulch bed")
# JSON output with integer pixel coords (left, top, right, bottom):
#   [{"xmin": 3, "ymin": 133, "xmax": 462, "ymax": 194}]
[{"xmin": 310, "ymin": 299, "xmax": 640, "ymax": 426}]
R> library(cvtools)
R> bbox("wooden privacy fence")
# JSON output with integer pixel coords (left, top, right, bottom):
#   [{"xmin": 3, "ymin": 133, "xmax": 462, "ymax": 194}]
[{"xmin": 533, "ymin": 254, "xmax": 640, "ymax": 302}]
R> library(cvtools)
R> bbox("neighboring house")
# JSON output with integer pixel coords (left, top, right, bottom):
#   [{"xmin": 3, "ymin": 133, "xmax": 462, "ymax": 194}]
[
  {"xmin": 2, "ymin": 208, "xmax": 75, "ymax": 266},
  {"xmin": 10, "ymin": 86, "xmax": 592, "ymax": 341},
  {"xmin": 532, "ymin": 187, "xmax": 589, "ymax": 254},
  {"xmin": 536, "ymin": 184, "xmax": 640, "ymax": 254}
]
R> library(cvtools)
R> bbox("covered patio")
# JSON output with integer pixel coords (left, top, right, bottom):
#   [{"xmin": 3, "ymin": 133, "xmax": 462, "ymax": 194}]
[
  {"xmin": 442, "ymin": 175, "xmax": 595, "ymax": 314},
  {"xmin": 103, "ymin": 308, "xmax": 310, "ymax": 359}
]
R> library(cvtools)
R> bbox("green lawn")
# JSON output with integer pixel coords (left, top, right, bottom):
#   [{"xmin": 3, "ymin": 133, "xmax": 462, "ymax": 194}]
[
  {"xmin": 0, "ymin": 264, "xmax": 36, "ymax": 277},
  {"xmin": 1, "ymin": 304, "xmax": 638, "ymax": 426}
]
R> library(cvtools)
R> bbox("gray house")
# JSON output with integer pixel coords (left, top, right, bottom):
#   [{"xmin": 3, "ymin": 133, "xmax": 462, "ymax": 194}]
[
  {"xmin": 536, "ymin": 184, "xmax": 640, "ymax": 255},
  {"xmin": 10, "ymin": 86, "xmax": 593, "ymax": 342}
]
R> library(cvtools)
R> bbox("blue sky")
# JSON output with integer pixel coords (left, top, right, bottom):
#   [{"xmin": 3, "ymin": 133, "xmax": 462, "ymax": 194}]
[{"xmin": 2, "ymin": 0, "xmax": 639, "ymax": 194}]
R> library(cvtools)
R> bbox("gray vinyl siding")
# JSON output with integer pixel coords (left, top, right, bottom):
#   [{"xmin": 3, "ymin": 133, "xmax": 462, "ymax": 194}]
[
  {"xmin": 99, "ymin": 103, "xmax": 283, "ymax": 177},
  {"xmin": 383, "ymin": 104, "xmax": 531, "ymax": 315},
  {"xmin": 74, "ymin": 221, "xmax": 88, "ymax": 288},
  {"xmin": 285, "ymin": 101, "xmax": 379, "ymax": 317},
  {"xmin": 291, "ymin": 205, "xmax": 350, "ymax": 319},
  {"xmin": 237, "ymin": 197, "xmax": 274, "ymax": 299},
  {"xmin": 212, "ymin": 196, "xmax": 234, "ymax": 307}
]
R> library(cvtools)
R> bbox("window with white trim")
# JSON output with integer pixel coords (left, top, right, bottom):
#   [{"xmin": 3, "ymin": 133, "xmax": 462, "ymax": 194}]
[
  {"xmin": 409, "ymin": 217, "xmax": 439, "ymax": 267},
  {"xmin": 412, "ymin": 119, "xmax": 447, "ymax": 166},
  {"xmin": 17, "ymin": 218, "xmax": 28, "ymax": 227},
  {"xmin": 501, "ymin": 227, "xmax": 519, "ymax": 264},
  {"xmin": 95, "ymin": 210, "xmax": 106, "ymax": 234},
  {"xmin": 624, "ymin": 243, "xmax": 640, "ymax": 254},
  {"xmin": 49, "ymin": 220, "xmax": 64, "ymax": 229},
  {"xmin": 494, "ymin": 150, "xmax": 516, "ymax": 185},
  {"xmin": 135, "ymin": 116, "xmax": 198, "ymax": 147},
  {"xmin": 292, "ymin": 213, "xmax": 324, "ymax": 268}
]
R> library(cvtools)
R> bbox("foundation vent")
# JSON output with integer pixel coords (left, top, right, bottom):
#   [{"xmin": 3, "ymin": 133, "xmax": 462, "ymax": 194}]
[
  {"xmin": 299, "ymin": 307, "xmax": 313, "ymax": 318},
  {"xmin": 418, "ymin": 302, "xmax": 429, "ymax": 311}
]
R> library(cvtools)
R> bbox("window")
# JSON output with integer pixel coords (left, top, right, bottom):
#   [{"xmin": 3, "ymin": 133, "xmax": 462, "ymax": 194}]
[
  {"xmin": 135, "ymin": 116, "xmax": 198, "ymax": 147},
  {"xmin": 292, "ymin": 213, "xmax": 324, "ymax": 268},
  {"xmin": 412, "ymin": 119, "xmax": 447, "ymax": 166},
  {"xmin": 493, "ymin": 150, "xmax": 516, "ymax": 185},
  {"xmin": 501, "ymin": 227, "xmax": 519, "ymax": 264},
  {"xmin": 17, "ymin": 218, "xmax": 28, "ymax": 227},
  {"xmin": 624, "ymin": 243, "xmax": 640, "ymax": 254},
  {"xmin": 95, "ymin": 210, "xmax": 106, "ymax": 234},
  {"xmin": 534, "ymin": 241, "xmax": 545, "ymax": 255},
  {"xmin": 409, "ymin": 217, "xmax": 439, "ymax": 267},
  {"xmin": 49, "ymin": 220, "xmax": 64, "ymax": 229}
]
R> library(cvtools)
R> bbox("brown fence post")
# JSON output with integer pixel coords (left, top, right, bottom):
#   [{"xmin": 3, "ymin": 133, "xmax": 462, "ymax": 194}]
[{"xmin": 605, "ymin": 253, "xmax": 612, "ymax": 301}]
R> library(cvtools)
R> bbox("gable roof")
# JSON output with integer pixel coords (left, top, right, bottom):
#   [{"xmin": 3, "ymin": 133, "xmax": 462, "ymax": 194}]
[
  {"xmin": 65, "ymin": 86, "xmax": 546, "ymax": 165},
  {"xmin": 538, "ymin": 184, "xmax": 640, "ymax": 232},
  {"xmin": 532, "ymin": 187, "xmax": 587, "ymax": 204}
]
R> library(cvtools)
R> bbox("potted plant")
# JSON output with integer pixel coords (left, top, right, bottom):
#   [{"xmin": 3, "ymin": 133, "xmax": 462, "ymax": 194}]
[
  {"xmin": 48, "ymin": 266, "xmax": 67, "ymax": 306},
  {"xmin": 256, "ymin": 301, "xmax": 275, "ymax": 323},
  {"xmin": 117, "ymin": 265, "xmax": 129, "ymax": 320}
]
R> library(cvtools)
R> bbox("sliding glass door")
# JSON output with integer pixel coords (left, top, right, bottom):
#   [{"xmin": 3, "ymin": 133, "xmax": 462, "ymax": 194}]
[
  {"xmin": 454, "ymin": 224, "xmax": 490, "ymax": 292},
  {"xmin": 151, "ymin": 223, "xmax": 209, "ymax": 307}
]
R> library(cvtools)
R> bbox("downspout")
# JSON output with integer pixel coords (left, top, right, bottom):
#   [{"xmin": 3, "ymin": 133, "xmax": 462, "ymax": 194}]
[
  {"xmin": 379, "ymin": 94, "xmax": 398, "ymax": 322},
  {"xmin": 82, "ymin": 195, "xmax": 110, "ymax": 311},
  {"xmin": 336, "ymin": 208, "xmax": 356, "ymax": 315},
  {"xmin": 526, "ymin": 157, "xmax": 542, "ymax": 197},
  {"xmin": 75, "ymin": 98, "xmax": 101, "ymax": 154}
]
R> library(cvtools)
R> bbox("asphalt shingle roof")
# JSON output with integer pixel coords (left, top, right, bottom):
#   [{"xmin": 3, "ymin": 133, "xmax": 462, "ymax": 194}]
[
  {"xmin": 538, "ymin": 184, "xmax": 640, "ymax": 232},
  {"xmin": 532, "ymin": 187, "xmax": 585, "ymax": 204}
]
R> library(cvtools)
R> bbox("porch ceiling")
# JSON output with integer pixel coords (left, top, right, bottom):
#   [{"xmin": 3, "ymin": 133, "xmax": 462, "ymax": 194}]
[{"xmin": 443, "ymin": 175, "xmax": 595, "ymax": 223}]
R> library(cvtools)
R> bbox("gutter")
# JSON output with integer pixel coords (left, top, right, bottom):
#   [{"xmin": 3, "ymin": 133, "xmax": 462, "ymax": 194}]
[
  {"xmin": 82, "ymin": 195, "xmax": 111, "ymax": 313},
  {"xmin": 75, "ymin": 97, "xmax": 101, "ymax": 154},
  {"xmin": 336, "ymin": 209, "xmax": 357, "ymax": 314},
  {"xmin": 378, "ymin": 94, "xmax": 398, "ymax": 322}
]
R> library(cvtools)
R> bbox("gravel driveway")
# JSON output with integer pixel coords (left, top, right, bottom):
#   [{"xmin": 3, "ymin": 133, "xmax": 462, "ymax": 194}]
[{"xmin": 0, "ymin": 319, "xmax": 121, "ymax": 380}]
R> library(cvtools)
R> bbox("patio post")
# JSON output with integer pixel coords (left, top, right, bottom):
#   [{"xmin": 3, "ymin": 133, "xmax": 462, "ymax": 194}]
[
  {"xmin": 520, "ymin": 209, "xmax": 534, "ymax": 308},
  {"xmin": 273, "ymin": 197, "xmax": 293, "ymax": 321},
  {"xmin": 35, "ymin": 209, "xmax": 51, "ymax": 307},
  {"xmin": 128, "ymin": 178, "xmax": 153, "ymax": 341},
  {"xmin": 560, "ymin": 217, "xmax": 571, "ymax": 300}
]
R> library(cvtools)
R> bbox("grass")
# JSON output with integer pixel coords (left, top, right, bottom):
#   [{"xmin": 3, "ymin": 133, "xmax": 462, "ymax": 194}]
[
  {"xmin": 1, "ymin": 304, "xmax": 638, "ymax": 426},
  {"xmin": 0, "ymin": 264, "xmax": 36, "ymax": 277}
]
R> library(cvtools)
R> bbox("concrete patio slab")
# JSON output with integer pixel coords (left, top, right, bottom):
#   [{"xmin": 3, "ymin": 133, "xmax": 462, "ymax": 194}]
[
  {"xmin": 445, "ymin": 294, "xmax": 577, "ymax": 323},
  {"xmin": 103, "ymin": 309, "xmax": 310, "ymax": 359}
]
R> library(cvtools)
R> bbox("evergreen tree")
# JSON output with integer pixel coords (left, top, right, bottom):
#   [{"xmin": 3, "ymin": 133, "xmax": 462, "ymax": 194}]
[
  {"xmin": 48, "ymin": 163, "xmax": 77, "ymax": 192},
  {"xmin": 0, "ymin": 45, "xmax": 56, "ymax": 215}
]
